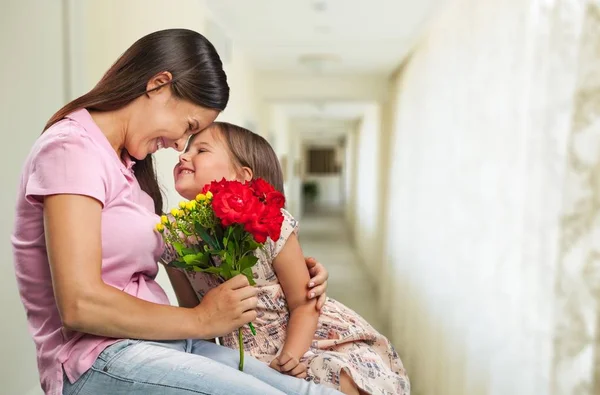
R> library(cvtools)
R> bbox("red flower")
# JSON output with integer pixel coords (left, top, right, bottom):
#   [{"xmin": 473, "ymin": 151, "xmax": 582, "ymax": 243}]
[
  {"xmin": 202, "ymin": 178, "xmax": 228, "ymax": 195},
  {"xmin": 201, "ymin": 177, "xmax": 285, "ymax": 244},
  {"xmin": 250, "ymin": 178, "xmax": 285, "ymax": 210},
  {"xmin": 244, "ymin": 206, "xmax": 284, "ymax": 243},
  {"xmin": 211, "ymin": 181, "xmax": 258, "ymax": 226},
  {"xmin": 251, "ymin": 178, "xmax": 275, "ymax": 201},
  {"xmin": 266, "ymin": 191, "xmax": 285, "ymax": 210}
]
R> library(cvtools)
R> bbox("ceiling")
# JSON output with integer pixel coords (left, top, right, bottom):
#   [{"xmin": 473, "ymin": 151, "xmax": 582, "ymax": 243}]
[
  {"xmin": 281, "ymin": 101, "xmax": 371, "ymax": 119},
  {"xmin": 276, "ymin": 101, "xmax": 368, "ymax": 141},
  {"xmin": 205, "ymin": 0, "xmax": 440, "ymax": 75}
]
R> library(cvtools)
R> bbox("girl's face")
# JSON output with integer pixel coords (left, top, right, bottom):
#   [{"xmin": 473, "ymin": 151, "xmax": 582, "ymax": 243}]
[
  {"xmin": 126, "ymin": 73, "xmax": 219, "ymax": 160},
  {"xmin": 173, "ymin": 127, "xmax": 241, "ymax": 200}
]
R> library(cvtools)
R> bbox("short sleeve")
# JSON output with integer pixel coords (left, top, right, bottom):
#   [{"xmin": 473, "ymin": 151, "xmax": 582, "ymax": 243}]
[
  {"xmin": 160, "ymin": 243, "xmax": 179, "ymax": 266},
  {"xmin": 25, "ymin": 125, "xmax": 107, "ymax": 205},
  {"xmin": 270, "ymin": 209, "xmax": 299, "ymax": 259}
]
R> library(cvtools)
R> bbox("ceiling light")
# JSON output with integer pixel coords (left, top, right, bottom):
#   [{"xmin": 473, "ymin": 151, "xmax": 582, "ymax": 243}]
[
  {"xmin": 312, "ymin": 1, "xmax": 327, "ymax": 12},
  {"xmin": 298, "ymin": 53, "xmax": 340, "ymax": 72}
]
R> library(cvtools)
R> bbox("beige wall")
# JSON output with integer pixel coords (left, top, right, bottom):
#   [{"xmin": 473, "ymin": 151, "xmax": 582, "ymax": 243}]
[
  {"xmin": 0, "ymin": 2, "xmax": 68, "ymax": 394},
  {"xmin": 381, "ymin": 0, "xmax": 588, "ymax": 394},
  {"xmin": 350, "ymin": 104, "xmax": 382, "ymax": 275},
  {"xmin": 344, "ymin": 125, "xmax": 358, "ymax": 231},
  {"xmin": 376, "ymin": 68, "xmax": 404, "ymax": 329}
]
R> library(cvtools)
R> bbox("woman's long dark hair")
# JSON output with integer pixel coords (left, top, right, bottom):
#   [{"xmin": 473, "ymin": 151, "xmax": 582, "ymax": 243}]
[{"xmin": 44, "ymin": 29, "xmax": 229, "ymax": 214}]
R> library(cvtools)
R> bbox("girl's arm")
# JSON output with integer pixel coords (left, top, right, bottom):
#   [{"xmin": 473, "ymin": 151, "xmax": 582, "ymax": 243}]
[
  {"xmin": 272, "ymin": 233, "xmax": 319, "ymax": 362},
  {"xmin": 164, "ymin": 266, "xmax": 200, "ymax": 308}
]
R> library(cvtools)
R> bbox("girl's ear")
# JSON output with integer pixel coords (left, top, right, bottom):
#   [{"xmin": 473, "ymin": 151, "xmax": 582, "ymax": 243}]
[{"xmin": 239, "ymin": 166, "xmax": 253, "ymax": 183}]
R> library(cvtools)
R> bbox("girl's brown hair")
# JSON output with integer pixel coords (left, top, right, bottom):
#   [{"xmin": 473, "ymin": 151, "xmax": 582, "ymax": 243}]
[
  {"xmin": 204, "ymin": 122, "xmax": 285, "ymax": 194},
  {"xmin": 44, "ymin": 29, "xmax": 229, "ymax": 214}
]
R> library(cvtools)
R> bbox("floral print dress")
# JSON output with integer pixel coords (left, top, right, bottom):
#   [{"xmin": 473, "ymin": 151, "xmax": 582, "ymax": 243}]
[{"xmin": 162, "ymin": 209, "xmax": 410, "ymax": 395}]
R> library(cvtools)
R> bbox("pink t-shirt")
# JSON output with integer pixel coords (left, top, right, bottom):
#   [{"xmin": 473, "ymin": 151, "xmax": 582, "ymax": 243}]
[{"xmin": 11, "ymin": 109, "xmax": 170, "ymax": 395}]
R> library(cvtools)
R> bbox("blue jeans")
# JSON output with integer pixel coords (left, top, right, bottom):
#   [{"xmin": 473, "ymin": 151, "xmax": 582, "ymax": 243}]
[{"xmin": 62, "ymin": 339, "xmax": 343, "ymax": 395}]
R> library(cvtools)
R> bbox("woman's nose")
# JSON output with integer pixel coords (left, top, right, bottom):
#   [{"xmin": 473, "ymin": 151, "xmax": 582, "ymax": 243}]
[{"xmin": 173, "ymin": 136, "xmax": 188, "ymax": 152}]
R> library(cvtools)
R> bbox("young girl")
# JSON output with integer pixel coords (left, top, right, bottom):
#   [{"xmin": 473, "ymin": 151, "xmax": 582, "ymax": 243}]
[{"xmin": 162, "ymin": 122, "xmax": 410, "ymax": 395}]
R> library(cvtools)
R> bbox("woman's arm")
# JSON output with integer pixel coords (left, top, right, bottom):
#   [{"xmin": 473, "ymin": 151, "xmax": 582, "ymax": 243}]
[
  {"xmin": 165, "ymin": 266, "xmax": 200, "ymax": 308},
  {"xmin": 45, "ymin": 194, "xmax": 256, "ymax": 340},
  {"xmin": 305, "ymin": 257, "xmax": 329, "ymax": 310},
  {"xmin": 272, "ymin": 233, "xmax": 319, "ymax": 364}
]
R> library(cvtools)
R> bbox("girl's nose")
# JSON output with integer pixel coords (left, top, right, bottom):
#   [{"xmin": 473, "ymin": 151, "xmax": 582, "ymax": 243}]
[{"xmin": 178, "ymin": 152, "xmax": 191, "ymax": 163}]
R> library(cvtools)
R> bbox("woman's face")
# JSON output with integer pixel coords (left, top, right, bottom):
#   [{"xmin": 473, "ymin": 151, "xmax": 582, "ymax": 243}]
[
  {"xmin": 125, "ymin": 74, "xmax": 220, "ymax": 160},
  {"xmin": 173, "ymin": 127, "xmax": 240, "ymax": 200}
]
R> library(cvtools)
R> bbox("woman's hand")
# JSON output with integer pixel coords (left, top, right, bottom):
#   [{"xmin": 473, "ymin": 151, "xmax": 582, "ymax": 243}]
[
  {"xmin": 195, "ymin": 274, "xmax": 258, "ymax": 338},
  {"xmin": 269, "ymin": 351, "xmax": 308, "ymax": 379},
  {"xmin": 305, "ymin": 257, "xmax": 328, "ymax": 311}
]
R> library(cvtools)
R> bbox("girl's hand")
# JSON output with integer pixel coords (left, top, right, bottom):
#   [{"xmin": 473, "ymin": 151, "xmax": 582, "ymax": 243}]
[
  {"xmin": 305, "ymin": 257, "xmax": 328, "ymax": 311},
  {"xmin": 269, "ymin": 351, "xmax": 308, "ymax": 379}
]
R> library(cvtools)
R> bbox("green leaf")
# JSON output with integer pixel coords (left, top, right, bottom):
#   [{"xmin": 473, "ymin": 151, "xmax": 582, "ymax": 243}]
[
  {"xmin": 227, "ymin": 240, "xmax": 236, "ymax": 256},
  {"xmin": 170, "ymin": 260, "xmax": 188, "ymax": 269},
  {"xmin": 182, "ymin": 254, "xmax": 198, "ymax": 265},
  {"xmin": 195, "ymin": 266, "xmax": 223, "ymax": 275},
  {"xmin": 194, "ymin": 223, "xmax": 218, "ymax": 250},
  {"xmin": 246, "ymin": 239, "xmax": 262, "ymax": 251},
  {"xmin": 172, "ymin": 242, "xmax": 185, "ymax": 256},
  {"xmin": 242, "ymin": 267, "xmax": 256, "ymax": 285},
  {"xmin": 182, "ymin": 247, "xmax": 198, "ymax": 255},
  {"xmin": 183, "ymin": 253, "xmax": 209, "ymax": 267},
  {"xmin": 239, "ymin": 255, "xmax": 258, "ymax": 271},
  {"xmin": 231, "ymin": 270, "xmax": 240, "ymax": 277},
  {"xmin": 196, "ymin": 252, "xmax": 210, "ymax": 267},
  {"xmin": 214, "ymin": 225, "xmax": 224, "ymax": 248},
  {"xmin": 221, "ymin": 267, "xmax": 233, "ymax": 280},
  {"xmin": 224, "ymin": 252, "xmax": 234, "ymax": 269},
  {"xmin": 234, "ymin": 225, "xmax": 245, "ymax": 241}
]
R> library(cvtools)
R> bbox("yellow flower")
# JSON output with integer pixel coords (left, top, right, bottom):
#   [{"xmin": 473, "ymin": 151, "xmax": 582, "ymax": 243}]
[
  {"xmin": 196, "ymin": 193, "xmax": 206, "ymax": 202},
  {"xmin": 170, "ymin": 208, "xmax": 181, "ymax": 217},
  {"xmin": 186, "ymin": 200, "xmax": 197, "ymax": 211},
  {"xmin": 206, "ymin": 191, "xmax": 213, "ymax": 200},
  {"xmin": 155, "ymin": 223, "xmax": 165, "ymax": 233},
  {"xmin": 161, "ymin": 215, "xmax": 169, "ymax": 225},
  {"xmin": 179, "ymin": 201, "xmax": 187, "ymax": 209}
]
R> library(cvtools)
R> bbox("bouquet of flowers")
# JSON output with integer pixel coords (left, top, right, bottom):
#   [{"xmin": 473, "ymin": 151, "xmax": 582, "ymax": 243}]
[{"xmin": 156, "ymin": 178, "xmax": 285, "ymax": 370}]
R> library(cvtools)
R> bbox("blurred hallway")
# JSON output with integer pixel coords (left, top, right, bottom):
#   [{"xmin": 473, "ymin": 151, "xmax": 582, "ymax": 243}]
[
  {"xmin": 299, "ymin": 208, "xmax": 384, "ymax": 332},
  {"xmin": 3, "ymin": 1, "xmax": 600, "ymax": 395}
]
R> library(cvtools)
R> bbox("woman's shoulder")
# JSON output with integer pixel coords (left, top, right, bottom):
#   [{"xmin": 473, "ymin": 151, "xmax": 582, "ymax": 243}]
[
  {"xmin": 20, "ymin": 117, "xmax": 114, "ymax": 205},
  {"xmin": 35, "ymin": 118, "xmax": 95, "ymax": 149}
]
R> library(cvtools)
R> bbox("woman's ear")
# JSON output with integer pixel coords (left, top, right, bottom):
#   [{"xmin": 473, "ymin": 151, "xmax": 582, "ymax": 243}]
[
  {"xmin": 239, "ymin": 167, "xmax": 253, "ymax": 183},
  {"xmin": 146, "ymin": 71, "xmax": 174, "ymax": 97}
]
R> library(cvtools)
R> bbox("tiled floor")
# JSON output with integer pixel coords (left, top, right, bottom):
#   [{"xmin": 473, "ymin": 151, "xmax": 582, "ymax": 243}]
[{"xmin": 298, "ymin": 209, "xmax": 384, "ymax": 332}]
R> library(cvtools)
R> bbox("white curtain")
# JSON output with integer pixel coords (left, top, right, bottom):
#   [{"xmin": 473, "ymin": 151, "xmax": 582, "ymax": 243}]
[
  {"xmin": 553, "ymin": 2, "xmax": 600, "ymax": 394},
  {"xmin": 380, "ymin": 0, "xmax": 597, "ymax": 393}
]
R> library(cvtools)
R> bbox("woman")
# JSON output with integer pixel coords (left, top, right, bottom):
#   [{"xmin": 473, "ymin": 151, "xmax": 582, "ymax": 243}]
[{"xmin": 11, "ymin": 29, "xmax": 339, "ymax": 395}]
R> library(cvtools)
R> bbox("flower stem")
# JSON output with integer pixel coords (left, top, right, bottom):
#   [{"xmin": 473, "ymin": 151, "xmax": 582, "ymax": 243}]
[{"xmin": 238, "ymin": 327, "xmax": 244, "ymax": 371}]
